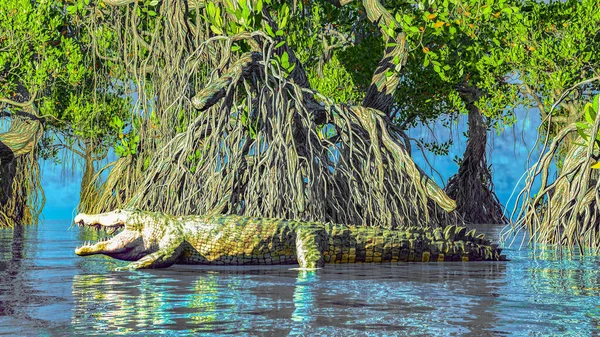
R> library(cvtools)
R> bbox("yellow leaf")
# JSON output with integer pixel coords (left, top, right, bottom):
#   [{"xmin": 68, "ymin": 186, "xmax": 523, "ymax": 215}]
[
  {"xmin": 528, "ymin": 46, "xmax": 536, "ymax": 51},
  {"xmin": 423, "ymin": 47, "xmax": 430, "ymax": 53},
  {"xmin": 591, "ymin": 161, "xmax": 600, "ymax": 169},
  {"xmin": 434, "ymin": 21, "xmax": 445, "ymax": 29},
  {"xmin": 427, "ymin": 13, "xmax": 437, "ymax": 20}
]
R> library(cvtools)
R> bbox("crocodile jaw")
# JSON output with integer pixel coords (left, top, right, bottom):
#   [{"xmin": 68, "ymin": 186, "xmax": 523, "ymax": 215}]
[
  {"xmin": 75, "ymin": 230, "xmax": 137, "ymax": 256},
  {"xmin": 74, "ymin": 210, "xmax": 142, "ymax": 258}
]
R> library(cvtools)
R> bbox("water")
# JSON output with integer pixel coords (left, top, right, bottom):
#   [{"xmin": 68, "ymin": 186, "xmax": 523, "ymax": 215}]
[{"xmin": 0, "ymin": 220, "xmax": 599, "ymax": 336}]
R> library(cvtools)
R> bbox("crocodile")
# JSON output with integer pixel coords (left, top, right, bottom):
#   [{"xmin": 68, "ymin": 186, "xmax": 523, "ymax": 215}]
[{"xmin": 74, "ymin": 209, "xmax": 506, "ymax": 269}]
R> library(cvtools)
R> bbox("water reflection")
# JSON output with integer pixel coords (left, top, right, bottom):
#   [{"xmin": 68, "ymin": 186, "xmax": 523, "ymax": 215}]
[
  {"xmin": 1, "ymin": 221, "xmax": 600, "ymax": 336},
  {"xmin": 69, "ymin": 263, "xmax": 511, "ymax": 336},
  {"xmin": 290, "ymin": 270, "xmax": 318, "ymax": 332},
  {"xmin": 188, "ymin": 273, "xmax": 219, "ymax": 326},
  {"xmin": 71, "ymin": 268, "xmax": 300, "ymax": 335}
]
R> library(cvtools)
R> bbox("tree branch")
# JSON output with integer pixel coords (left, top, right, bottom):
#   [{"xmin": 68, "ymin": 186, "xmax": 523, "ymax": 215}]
[
  {"xmin": 0, "ymin": 118, "xmax": 43, "ymax": 162},
  {"xmin": 0, "ymin": 91, "xmax": 38, "ymax": 110},
  {"xmin": 520, "ymin": 83, "xmax": 547, "ymax": 120},
  {"xmin": 359, "ymin": 0, "xmax": 407, "ymax": 115},
  {"xmin": 191, "ymin": 52, "xmax": 262, "ymax": 111}
]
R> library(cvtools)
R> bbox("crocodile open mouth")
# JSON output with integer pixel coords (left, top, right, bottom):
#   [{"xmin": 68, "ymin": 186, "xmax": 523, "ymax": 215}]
[{"xmin": 74, "ymin": 220, "xmax": 126, "ymax": 254}]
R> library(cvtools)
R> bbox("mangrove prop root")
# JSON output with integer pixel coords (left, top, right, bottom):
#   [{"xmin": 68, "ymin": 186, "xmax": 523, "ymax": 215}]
[
  {"xmin": 0, "ymin": 116, "xmax": 44, "ymax": 227},
  {"xmin": 507, "ymin": 119, "xmax": 600, "ymax": 254},
  {"xmin": 85, "ymin": 0, "xmax": 458, "ymax": 229}
]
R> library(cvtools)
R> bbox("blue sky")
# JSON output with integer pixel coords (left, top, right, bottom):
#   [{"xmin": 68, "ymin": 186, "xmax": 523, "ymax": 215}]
[
  {"xmin": 408, "ymin": 108, "xmax": 542, "ymax": 217},
  {"xmin": 40, "ymin": 108, "xmax": 542, "ymax": 220}
]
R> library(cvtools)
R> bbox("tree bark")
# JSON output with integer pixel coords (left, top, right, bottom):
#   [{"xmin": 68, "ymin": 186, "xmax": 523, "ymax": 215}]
[
  {"xmin": 78, "ymin": 140, "xmax": 99, "ymax": 213},
  {"xmin": 444, "ymin": 92, "xmax": 508, "ymax": 224},
  {"xmin": 0, "ymin": 115, "xmax": 43, "ymax": 226}
]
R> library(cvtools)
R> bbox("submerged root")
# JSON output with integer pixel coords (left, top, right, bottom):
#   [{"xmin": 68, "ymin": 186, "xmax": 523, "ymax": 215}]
[{"xmin": 507, "ymin": 119, "xmax": 600, "ymax": 254}]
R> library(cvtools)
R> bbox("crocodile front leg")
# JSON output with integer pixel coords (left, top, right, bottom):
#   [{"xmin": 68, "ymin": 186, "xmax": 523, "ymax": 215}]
[
  {"xmin": 116, "ymin": 241, "xmax": 184, "ymax": 270},
  {"xmin": 295, "ymin": 228, "xmax": 328, "ymax": 269}
]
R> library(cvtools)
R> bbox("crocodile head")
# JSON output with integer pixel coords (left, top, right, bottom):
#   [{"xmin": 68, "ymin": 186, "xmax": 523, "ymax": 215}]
[{"xmin": 74, "ymin": 209, "xmax": 152, "ymax": 261}]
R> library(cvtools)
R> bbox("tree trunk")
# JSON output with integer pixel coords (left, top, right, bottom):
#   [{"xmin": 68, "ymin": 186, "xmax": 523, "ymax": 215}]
[
  {"xmin": 78, "ymin": 141, "xmax": 99, "ymax": 213},
  {"xmin": 444, "ymin": 95, "xmax": 508, "ymax": 224},
  {"xmin": 0, "ymin": 116, "xmax": 43, "ymax": 226}
]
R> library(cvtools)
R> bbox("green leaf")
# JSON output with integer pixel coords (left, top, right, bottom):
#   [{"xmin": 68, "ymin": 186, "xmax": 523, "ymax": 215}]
[
  {"xmin": 281, "ymin": 52, "xmax": 289, "ymax": 67},
  {"xmin": 210, "ymin": 25, "xmax": 223, "ymax": 35},
  {"xmin": 67, "ymin": 5, "xmax": 77, "ymax": 14},
  {"xmin": 275, "ymin": 41, "xmax": 285, "ymax": 48},
  {"xmin": 207, "ymin": 2, "xmax": 215, "ymax": 17},
  {"xmin": 576, "ymin": 121, "xmax": 590, "ymax": 141},
  {"xmin": 264, "ymin": 23, "xmax": 275, "ymax": 37},
  {"xmin": 584, "ymin": 103, "xmax": 595, "ymax": 124}
]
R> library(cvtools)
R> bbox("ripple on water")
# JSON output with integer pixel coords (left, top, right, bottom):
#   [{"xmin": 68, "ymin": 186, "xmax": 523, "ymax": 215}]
[{"xmin": 0, "ymin": 221, "xmax": 599, "ymax": 336}]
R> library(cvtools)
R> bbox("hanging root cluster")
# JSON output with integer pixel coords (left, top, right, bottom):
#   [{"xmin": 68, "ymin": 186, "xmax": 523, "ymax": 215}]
[
  {"xmin": 507, "ymin": 118, "xmax": 600, "ymax": 254},
  {"xmin": 90, "ymin": 50, "xmax": 457, "ymax": 228},
  {"xmin": 0, "ymin": 117, "xmax": 44, "ymax": 227},
  {"xmin": 85, "ymin": 0, "xmax": 458, "ymax": 229}
]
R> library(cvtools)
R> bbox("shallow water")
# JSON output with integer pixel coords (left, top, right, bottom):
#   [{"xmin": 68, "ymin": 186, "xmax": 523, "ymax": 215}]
[{"xmin": 0, "ymin": 220, "xmax": 599, "ymax": 336}]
